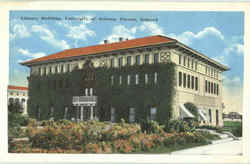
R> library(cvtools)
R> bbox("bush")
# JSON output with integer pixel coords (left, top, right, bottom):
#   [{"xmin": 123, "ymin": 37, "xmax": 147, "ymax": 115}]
[
  {"xmin": 231, "ymin": 122, "xmax": 242, "ymax": 137},
  {"xmin": 139, "ymin": 119, "xmax": 164, "ymax": 134},
  {"xmin": 164, "ymin": 120, "xmax": 196, "ymax": 133}
]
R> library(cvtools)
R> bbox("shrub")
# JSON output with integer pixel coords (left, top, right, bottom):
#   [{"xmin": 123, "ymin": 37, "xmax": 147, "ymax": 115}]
[
  {"xmin": 164, "ymin": 120, "xmax": 194, "ymax": 133},
  {"xmin": 139, "ymin": 119, "xmax": 164, "ymax": 134}
]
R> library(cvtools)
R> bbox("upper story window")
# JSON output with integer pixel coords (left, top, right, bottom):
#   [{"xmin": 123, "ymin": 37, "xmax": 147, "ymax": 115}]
[
  {"xmin": 195, "ymin": 61, "xmax": 197, "ymax": 71},
  {"xmin": 191, "ymin": 76, "xmax": 194, "ymax": 89},
  {"xmin": 55, "ymin": 65, "xmax": 58, "ymax": 73},
  {"xmin": 144, "ymin": 54, "xmax": 149, "ymax": 64},
  {"xmin": 183, "ymin": 73, "xmax": 186, "ymax": 88},
  {"xmin": 179, "ymin": 55, "xmax": 182, "ymax": 65},
  {"xmin": 191, "ymin": 60, "xmax": 194, "ymax": 69},
  {"xmin": 179, "ymin": 72, "xmax": 182, "ymax": 87},
  {"xmin": 38, "ymin": 67, "xmax": 41, "ymax": 75},
  {"xmin": 61, "ymin": 65, "xmax": 64, "ymax": 73},
  {"xmin": 183, "ymin": 56, "xmax": 186, "ymax": 66},
  {"xmin": 187, "ymin": 75, "xmax": 190, "ymax": 88},
  {"xmin": 195, "ymin": 77, "xmax": 198, "ymax": 91},
  {"xmin": 127, "ymin": 56, "xmax": 132, "ymax": 66},
  {"xmin": 44, "ymin": 67, "xmax": 46, "ymax": 75},
  {"xmin": 135, "ymin": 74, "xmax": 139, "ymax": 85},
  {"xmin": 136, "ymin": 55, "xmax": 140, "ymax": 65},
  {"xmin": 154, "ymin": 53, "xmax": 159, "ymax": 64},
  {"xmin": 187, "ymin": 57, "xmax": 190, "ymax": 68},
  {"xmin": 111, "ymin": 58, "xmax": 115, "ymax": 68},
  {"xmin": 118, "ymin": 57, "xmax": 123, "ymax": 68},
  {"xmin": 208, "ymin": 67, "xmax": 210, "ymax": 76},
  {"xmin": 217, "ymin": 84, "xmax": 219, "ymax": 95},
  {"xmin": 49, "ymin": 66, "xmax": 52, "ymax": 74},
  {"xmin": 67, "ymin": 64, "xmax": 70, "ymax": 72}
]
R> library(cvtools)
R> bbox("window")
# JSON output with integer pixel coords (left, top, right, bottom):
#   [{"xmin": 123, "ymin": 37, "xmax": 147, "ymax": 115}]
[
  {"xmin": 135, "ymin": 55, "xmax": 141, "ymax": 65},
  {"xmin": 118, "ymin": 57, "xmax": 123, "ymax": 68},
  {"xmin": 150, "ymin": 107, "xmax": 157, "ymax": 120},
  {"xmin": 187, "ymin": 58, "xmax": 190, "ymax": 68},
  {"xmin": 179, "ymin": 55, "xmax": 182, "ymax": 65},
  {"xmin": 38, "ymin": 67, "xmax": 41, "ymax": 75},
  {"xmin": 187, "ymin": 75, "xmax": 190, "ymax": 88},
  {"xmin": 179, "ymin": 72, "xmax": 182, "ymax": 87},
  {"xmin": 119, "ymin": 76, "xmax": 122, "ymax": 85},
  {"xmin": 127, "ymin": 75, "xmax": 131, "ymax": 85},
  {"xmin": 211, "ymin": 68, "xmax": 214, "ymax": 77},
  {"xmin": 127, "ymin": 56, "xmax": 132, "ymax": 65},
  {"xmin": 111, "ymin": 76, "xmax": 114, "ymax": 85},
  {"xmin": 111, "ymin": 58, "xmax": 115, "ymax": 68},
  {"xmin": 191, "ymin": 76, "xmax": 194, "ymax": 89},
  {"xmin": 217, "ymin": 84, "xmax": 219, "ymax": 95},
  {"xmin": 206, "ymin": 67, "xmax": 208, "ymax": 75},
  {"xmin": 44, "ymin": 67, "xmax": 46, "ymax": 75},
  {"xmin": 55, "ymin": 65, "xmax": 58, "ymax": 73},
  {"xmin": 135, "ymin": 74, "xmax": 139, "ymax": 85},
  {"xmin": 136, "ymin": 55, "xmax": 140, "ymax": 65},
  {"xmin": 191, "ymin": 60, "xmax": 194, "ymax": 69},
  {"xmin": 144, "ymin": 54, "xmax": 149, "ymax": 64},
  {"xmin": 154, "ymin": 72, "xmax": 158, "ymax": 84},
  {"xmin": 208, "ymin": 81, "xmax": 210, "ymax": 93},
  {"xmin": 216, "ymin": 110, "xmax": 219, "ymax": 126},
  {"xmin": 61, "ymin": 65, "xmax": 64, "ymax": 73},
  {"xmin": 205, "ymin": 80, "xmax": 207, "ymax": 92},
  {"xmin": 195, "ymin": 77, "xmax": 198, "ymax": 91},
  {"xmin": 184, "ymin": 56, "xmax": 186, "ymax": 66},
  {"xmin": 214, "ymin": 82, "xmax": 216, "ymax": 94},
  {"xmin": 129, "ymin": 108, "xmax": 136, "ymax": 123},
  {"xmin": 211, "ymin": 82, "xmax": 213, "ymax": 94},
  {"xmin": 145, "ymin": 74, "xmax": 148, "ymax": 84},
  {"xmin": 208, "ymin": 67, "xmax": 210, "ymax": 76},
  {"xmin": 209, "ymin": 109, "xmax": 212, "ymax": 123},
  {"xmin": 195, "ymin": 61, "xmax": 197, "ymax": 70},
  {"xmin": 49, "ymin": 66, "xmax": 52, "ymax": 74},
  {"xmin": 183, "ymin": 73, "xmax": 186, "ymax": 88},
  {"xmin": 67, "ymin": 64, "xmax": 70, "ymax": 72},
  {"xmin": 111, "ymin": 108, "xmax": 115, "ymax": 122},
  {"xmin": 154, "ymin": 53, "xmax": 159, "ymax": 64}
]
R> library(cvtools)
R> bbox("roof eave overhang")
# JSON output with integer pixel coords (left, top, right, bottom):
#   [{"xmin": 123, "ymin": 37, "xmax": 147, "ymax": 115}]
[
  {"xmin": 175, "ymin": 42, "xmax": 230, "ymax": 72},
  {"xmin": 20, "ymin": 41, "xmax": 177, "ymax": 67}
]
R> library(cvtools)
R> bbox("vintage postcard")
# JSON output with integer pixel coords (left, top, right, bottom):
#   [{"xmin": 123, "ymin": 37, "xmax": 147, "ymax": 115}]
[{"xmin": 0, "ymin": 1, "xmax": 249, "ymax": 164}]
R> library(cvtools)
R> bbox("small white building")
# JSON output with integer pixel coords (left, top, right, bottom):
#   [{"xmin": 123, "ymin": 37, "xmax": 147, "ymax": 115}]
[{"xmin": 7, "ymin": 85, "xmax": 28, "ymax": 115}]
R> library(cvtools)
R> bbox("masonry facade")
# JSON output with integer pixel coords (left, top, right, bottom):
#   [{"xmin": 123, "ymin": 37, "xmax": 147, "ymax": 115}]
[{"xmin": 22, "ymin": 35, "xmax": 228, "ymax": 126}]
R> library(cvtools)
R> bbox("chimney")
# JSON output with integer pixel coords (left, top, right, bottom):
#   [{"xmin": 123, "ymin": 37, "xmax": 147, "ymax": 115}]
[
  {"xmin": 104, "ymin": 40, "xmax": 108, "ymax": 44},
  {"xmin": 119, "ymin": 37, "xmax": 123, "ymax": 42}
]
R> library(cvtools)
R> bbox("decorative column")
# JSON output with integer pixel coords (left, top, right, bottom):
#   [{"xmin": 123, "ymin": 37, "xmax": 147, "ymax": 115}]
[
  {"xmin": 90, "ymin": 106, "xmax": 94, "ymax": 120},
  {"xmin": 81, "ymin": 106, "xmax": 84, "ymax": 121}
]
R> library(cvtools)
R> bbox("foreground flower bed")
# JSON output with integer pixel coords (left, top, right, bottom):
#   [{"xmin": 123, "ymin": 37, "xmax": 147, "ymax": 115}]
[{"xmin": 9, "ymin": 119, "xmax": 219, "ymax": 153}]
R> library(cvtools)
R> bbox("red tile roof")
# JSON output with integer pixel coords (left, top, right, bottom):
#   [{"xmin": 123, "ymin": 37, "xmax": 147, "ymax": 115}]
[
  {"xmin": 21, "ymin": 35, "xmax": 176, "ymax": 65},
  {"xmin": 8, "ymin": 85, "xmax": 28, "ymax": 91}
]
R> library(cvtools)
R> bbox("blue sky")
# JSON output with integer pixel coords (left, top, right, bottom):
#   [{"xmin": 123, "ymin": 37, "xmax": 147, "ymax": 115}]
[{"xmin": 9, "ymin": 11, "xmax": 244, "ymax": 113}]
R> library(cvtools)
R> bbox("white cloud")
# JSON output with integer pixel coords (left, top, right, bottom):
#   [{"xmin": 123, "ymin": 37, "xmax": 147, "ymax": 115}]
[
  {"xmin": 139, "ymin": 22, "xmax": 164, "ymax": 35},
  {"xmin": 168, "ymin": 26, "xmax": 224, "ymax": 45},
  {"xmin": 224, "ymin": 43, "xmax": 244, "ymax": 56},
  {"xmin": 57, "ymin": 20, "xmax": 96, "ymax": 43},
  {"xmin": 11, "ymin": 23, "xmax": 31, "ymax": 39},
  {"xmin": 17, "ymin": 48, "xmax": 46, "ymax": 60},
  {"xmin": 101, "ymin": 25, "xmax": 137, "ymax": 43},
  {"xmin": 31, "ymin": 25, "xmax": 70, "ymax": 50}
]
